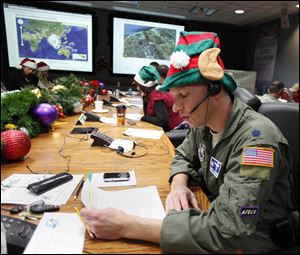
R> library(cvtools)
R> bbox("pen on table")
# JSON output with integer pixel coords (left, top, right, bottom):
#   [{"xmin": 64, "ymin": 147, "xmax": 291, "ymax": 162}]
[
  {"xmin": 73, "ymin": 179, "xmax": 85, "ymax": 200},
  {"xmin": 74, "ymin": 206, "xmax": 95, "ymax": 239}
]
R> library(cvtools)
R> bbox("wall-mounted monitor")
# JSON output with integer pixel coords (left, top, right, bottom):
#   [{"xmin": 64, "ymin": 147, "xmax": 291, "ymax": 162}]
[
  {"xmin": 3, "ymin": 3, "xmax": 93, "ymax": 72},
  {"xmin": 113, "ymin": 17, "xmax": 184, "ymax": 75}
]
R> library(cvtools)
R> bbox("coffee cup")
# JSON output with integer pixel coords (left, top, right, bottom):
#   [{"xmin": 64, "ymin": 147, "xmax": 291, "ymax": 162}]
[
  {"xmin": 116, "ymin": 105, "xmax": 126, "ymax": 125},
  {"xmin": 94, "ymin": 100, "xmax": 103, "ymax": 111}
]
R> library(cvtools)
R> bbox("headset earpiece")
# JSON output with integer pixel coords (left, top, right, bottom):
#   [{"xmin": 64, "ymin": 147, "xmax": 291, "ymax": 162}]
[{"xmin": 208, "ymin": 82, "xmax": 221, "ymax": 96}]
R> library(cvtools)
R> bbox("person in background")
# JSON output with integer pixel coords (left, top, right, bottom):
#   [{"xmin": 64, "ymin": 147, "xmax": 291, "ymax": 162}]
[
  {"xmin": 289, "ymin": 83, "xmax": 299, "ymax": 103},
  {"xmin": 80, "ymin": 31, "xmax": 295, "ymax": 253},
  {"xmin": 257, "ymin": 80, "xmax": 285, "ymax": 102},
  {"xmin": 158, "ymin": 64, "xmax": 190, "ymax": 130},
  {"xmin": 6, "ymin": 58, "xmax": 38, "ymax": 91},
  {"xmin": 131, "ymin": 65, "xmax": 183, "ymax": 131},
  {"xmin": 279, "ymin": 88, "xmax": 291, "ymax": 102},
  {"xmin": 149, "ymin": 61, "xmax": 159, "ymax": 70},
  {"xmin": 36, "ymin": 61, "xmax": 52, "ymax": 89},
  {"xmin": 157, "ymin": 64, "xmax": 169, "ymax": 84}
]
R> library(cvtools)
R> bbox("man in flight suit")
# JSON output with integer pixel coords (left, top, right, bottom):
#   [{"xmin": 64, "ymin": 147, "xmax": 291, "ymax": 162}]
[{"xmin": 80, "ymin": 32, "xmax": 295, "ymax": 253}]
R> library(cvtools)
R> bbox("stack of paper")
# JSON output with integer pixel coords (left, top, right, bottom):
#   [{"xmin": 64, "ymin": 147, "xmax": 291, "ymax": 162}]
[{"xmin": 81, "ymin": 182, "xmax": 166, "ymax": 220}]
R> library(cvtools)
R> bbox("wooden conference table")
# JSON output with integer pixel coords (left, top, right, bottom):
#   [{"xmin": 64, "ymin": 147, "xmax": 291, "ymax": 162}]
[{"xmin": 1, "ymin": 95, "xmax": 210, "ymax": 254}]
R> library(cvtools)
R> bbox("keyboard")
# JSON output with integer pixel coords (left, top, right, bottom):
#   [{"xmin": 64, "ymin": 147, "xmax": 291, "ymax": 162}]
[
  {"xmin": 90, "ymin": 130, "xmax": 114, "ymax": 147},
  {"xmin": 1, "ymin": 214, "xmax": 37, "ymax": 254}
]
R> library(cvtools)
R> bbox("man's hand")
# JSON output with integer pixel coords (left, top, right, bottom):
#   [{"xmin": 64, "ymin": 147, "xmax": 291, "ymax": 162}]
[
  {"xmin": 80, "ymin": 207, "xmax": 162, "ymax": 243},
  {"xmin": 166, "ymin": 173, "xmax": 199, "ymax": 213},
  {"xmin": 80, "ymin": 207, "xmax": 129, "ymax": 240}
]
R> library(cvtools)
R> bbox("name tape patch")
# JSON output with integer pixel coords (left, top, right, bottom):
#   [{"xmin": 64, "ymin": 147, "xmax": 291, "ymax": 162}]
[{"xmin": 240, "ymin": 206, "xmax": 259, "ymax": 218}]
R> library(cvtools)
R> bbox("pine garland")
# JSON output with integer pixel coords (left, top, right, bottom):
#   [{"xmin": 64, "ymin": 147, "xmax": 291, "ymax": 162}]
[
  {"xmin": 1, "ymin": 87, "xmax": 48, "ymax": 138},
  {"xmin": 1, "ymin": 74, "xmax": 88, "ymax": 138}
]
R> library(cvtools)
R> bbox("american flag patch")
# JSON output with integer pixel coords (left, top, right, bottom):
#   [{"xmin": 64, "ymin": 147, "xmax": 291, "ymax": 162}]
[{"xmin": 242, "ymin": 147, "xmax": 274, "ymax": 167}]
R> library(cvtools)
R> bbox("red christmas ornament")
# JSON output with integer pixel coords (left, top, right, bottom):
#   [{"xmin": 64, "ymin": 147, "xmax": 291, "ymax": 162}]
[{"xmin": 1, "ymin": 130, "xmax": 31, "ymax": 161}]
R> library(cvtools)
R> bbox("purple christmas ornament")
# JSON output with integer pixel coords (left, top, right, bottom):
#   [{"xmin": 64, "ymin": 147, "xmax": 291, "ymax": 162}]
[{"xmin": 33, "ymin": 103, "xmax": 57, "ymax": 125}]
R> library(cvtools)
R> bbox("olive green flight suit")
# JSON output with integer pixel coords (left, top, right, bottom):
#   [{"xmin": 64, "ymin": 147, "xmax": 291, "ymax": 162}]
[{"xmin": 160, "ymin": 97, "xmax": 294, "ymax": 254}]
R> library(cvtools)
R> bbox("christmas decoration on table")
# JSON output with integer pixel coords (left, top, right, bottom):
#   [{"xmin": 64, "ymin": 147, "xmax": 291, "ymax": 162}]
[
  {"xmin": 1, "ymin": 87, "xmax": 48, "ymax": 138},
  {"xmin": 1, "ymin": 129, "xmax": 31, "ymax": 161},
  {"xmin": 4, "ymin": 124, "xmax": 16, "ymax": 130},
  {"xmin": 33, "ymin": 103, "xmax": 57, "ymax": 125},
  {"xmin": 41, "ymin": 73, "xmax": 87, "ymax": 115},
  {"xmin": 53, "ymin": 104, "xmax": 66, "ymax": 119},
  {"xmin": 1, "ymin": 74, "xmax": 89, "ymax": 139},
  {"xmin": 82, "ymin": 94, "xmax": 94, "ymax": 107},
  {"xmin": 19, "ymin": 127, "xmax": 30, "ymax": 136},
  {"xmin": 31, "ymin": 88, "xmax": 42, "ymax": 98},
  {"xmin": 73, "ymin": 101, "xmax": 83, "ymax": 113}
]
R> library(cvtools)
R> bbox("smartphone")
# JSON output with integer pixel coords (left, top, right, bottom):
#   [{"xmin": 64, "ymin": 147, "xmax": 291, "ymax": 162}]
[{"xmin": 103, "ymin": 172, "xmax": 130, "ymax": 182}]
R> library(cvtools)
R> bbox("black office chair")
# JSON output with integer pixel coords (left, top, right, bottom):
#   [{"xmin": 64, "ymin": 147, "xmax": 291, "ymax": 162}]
[
  {"xmin": 166, "ymin": 129, "xmax": 189, "ymax": 148},
  {"xmin": 258, "ymin": 102, "xmax": 299, "ymax": 209},
  {"xmin": 233, "ymin": 86, "xmax": 262, "ymax": 111}
]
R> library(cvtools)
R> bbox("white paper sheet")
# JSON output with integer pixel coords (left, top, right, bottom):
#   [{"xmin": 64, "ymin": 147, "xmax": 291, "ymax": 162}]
[
  {"xmin": 81, "ymin": 182, "xmax": 165, "ymax": 219},
  {"xmin": 23, "ymin": 213, "xmax": 85, "ymax": 254},
  {"xmin": 91, "ymin": 170, "xmax": 136, "ymax": 187},
  {"xmin": 123, "ymin": 128, "xmax": 164, "ymax": 139},
  {"xmin": 1, "ymin": 174, "xmax": 83, "ymax": 205},
  {"xmin": 99, "ymin": 116, "xmax": 117, "ymax": 125}
]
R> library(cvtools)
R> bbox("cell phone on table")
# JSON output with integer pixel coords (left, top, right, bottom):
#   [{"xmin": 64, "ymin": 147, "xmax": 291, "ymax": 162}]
[{"xmin": 103, "ymin": 172, "xmax": 130, "ymax": 182}]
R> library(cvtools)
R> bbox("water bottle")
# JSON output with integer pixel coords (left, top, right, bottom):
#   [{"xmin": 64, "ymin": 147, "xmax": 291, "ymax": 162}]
[{"xmin": 1, "ymin": 222, "xmax": 7, "ymax": 254}]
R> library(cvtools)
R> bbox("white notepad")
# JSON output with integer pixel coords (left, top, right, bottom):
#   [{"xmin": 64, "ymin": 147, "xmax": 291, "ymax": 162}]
[
  {"xmin": 81, "ymin": 181, "xmax": 166, "ymax": 220},
  {"xmin": 24, "ymin": 213, "xmax": 85, "ymax": 254}
]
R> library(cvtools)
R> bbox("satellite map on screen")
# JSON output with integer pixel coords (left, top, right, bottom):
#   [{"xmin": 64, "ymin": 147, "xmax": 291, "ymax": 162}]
[
  {"xmin": 16, "ymin": 18, "xmax": 88, "ymax": 61},
  {"xmin": 124, "ymin": 24, "xmax": 176, "ymax": 60}
]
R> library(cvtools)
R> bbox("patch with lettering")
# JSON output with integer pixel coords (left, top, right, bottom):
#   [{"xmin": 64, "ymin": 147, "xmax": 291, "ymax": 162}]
[
  {"xmin": 240, "ymin": 206, "xmax": 259, "ymax": 218},
  {"xmin": 242, "ymin": 147, "xmax": 274, "ymax": 167},
  {"xmin": 199, "ymin": 143, "xmax": 206, "ymax": 162},
  {"xmin": 252, "ymin": 129, "xmax": 261, "ymax": 138},
  {"xmin": 209, "ymin": 157, "xmax": 222, "ymax": 178}
]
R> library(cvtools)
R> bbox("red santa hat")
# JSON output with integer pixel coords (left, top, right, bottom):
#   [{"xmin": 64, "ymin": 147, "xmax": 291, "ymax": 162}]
[
  {"xmin": 16, "ymin": 58, "xmax": 37, "ymax": 70},
  {"xmin": 37, "ymin": 61, "xmax": 50, "ymax": 72}
]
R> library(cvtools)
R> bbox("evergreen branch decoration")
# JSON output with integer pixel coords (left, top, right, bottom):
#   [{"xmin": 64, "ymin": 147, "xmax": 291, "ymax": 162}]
[{"xmin": 1, "ymin": 74, "xmax": 88, "ymax": 138}]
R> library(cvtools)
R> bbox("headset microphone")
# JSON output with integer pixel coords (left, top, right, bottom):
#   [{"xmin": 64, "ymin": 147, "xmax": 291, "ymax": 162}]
[
  {"xmin": 190, "ymin": 93, "xmax": 210, "ymax": 113},
  {"xmin": 190, "ymin": 83, "xmax": 221, "ymax": 114}
]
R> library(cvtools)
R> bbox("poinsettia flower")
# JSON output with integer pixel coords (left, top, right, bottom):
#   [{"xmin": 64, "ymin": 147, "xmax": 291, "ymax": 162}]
[{"xmin": 91, "ymin": 80, "xmax": 99, "ymax": 88}]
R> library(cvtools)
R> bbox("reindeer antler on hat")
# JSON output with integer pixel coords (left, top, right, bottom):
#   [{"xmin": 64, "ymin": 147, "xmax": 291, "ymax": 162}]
[{"xmin": 159, "ymin": 31, "xmax": 237, "ymax": 93}]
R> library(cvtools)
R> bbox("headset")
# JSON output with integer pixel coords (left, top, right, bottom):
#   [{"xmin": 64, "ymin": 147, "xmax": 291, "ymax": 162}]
[
  {"xmin": 116, "ymin": 143, "xmax": 148, "ymax": 158},
  {"xmin": 190, "ymin": 82, "xmax": 222, "ymax": 114}
]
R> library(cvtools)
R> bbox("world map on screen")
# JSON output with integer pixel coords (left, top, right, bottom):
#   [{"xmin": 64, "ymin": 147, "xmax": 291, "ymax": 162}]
[{"xmin": 16, "ymin": 18, "xmax": 88, "ymax": 61}]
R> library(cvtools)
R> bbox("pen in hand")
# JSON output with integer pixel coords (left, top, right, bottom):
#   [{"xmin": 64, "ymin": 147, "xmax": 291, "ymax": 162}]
[
  {"xmin": 74, "ymin": 206, "xmax": 95, "ymax": 239},
  {"xmin": 74, "ymin": 179, "xmax": 85, "ymax": 200}
]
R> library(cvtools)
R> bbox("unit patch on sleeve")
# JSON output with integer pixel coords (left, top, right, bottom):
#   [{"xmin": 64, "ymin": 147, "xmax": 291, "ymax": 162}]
[{"xmin": 241, "ymin": 147, "xmax": 274, "ymax": 167}]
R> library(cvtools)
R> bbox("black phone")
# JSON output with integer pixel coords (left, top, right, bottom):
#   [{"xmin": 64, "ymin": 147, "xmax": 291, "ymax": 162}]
[{"xmin": 103, "ymin": 172, "xmax": 130, "ymax": 182}]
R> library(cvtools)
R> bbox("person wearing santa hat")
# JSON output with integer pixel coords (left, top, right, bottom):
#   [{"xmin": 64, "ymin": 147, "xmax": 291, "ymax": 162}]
[
  {"xmin": 6, "ymin": 58, "xmax": 38, "ymax": 91},
  {"xmin": 36, "ymin": 61, "xmax": 52, "ymax": 89}
]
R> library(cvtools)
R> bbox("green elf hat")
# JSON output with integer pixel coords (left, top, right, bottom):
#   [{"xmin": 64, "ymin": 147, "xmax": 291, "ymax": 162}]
[
  {"xmin": 159, "ymin": 31, "xmax": 237, "ymax": 93},
  {"xmin": 134, "ymin": 65, "xmax": 161, "ymax": 87}
]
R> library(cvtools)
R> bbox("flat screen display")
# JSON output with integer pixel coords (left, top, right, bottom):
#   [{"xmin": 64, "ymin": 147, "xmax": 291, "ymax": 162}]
[
  {"xmin": 3, "ymin": 3, "xmax": 93, "ymax": 72},
  {"xmin": 113, "ymin": 17, "xmax": 184, "ymax": 75}
]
